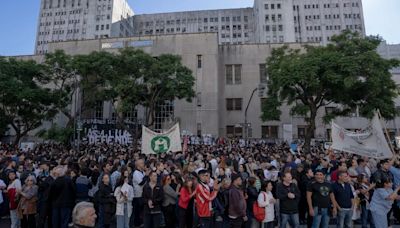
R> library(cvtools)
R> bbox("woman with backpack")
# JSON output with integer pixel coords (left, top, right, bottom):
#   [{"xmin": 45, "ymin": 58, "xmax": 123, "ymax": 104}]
[{"xmin": 257, "ymin": 181, "xmax": 276, "ymax": 228}]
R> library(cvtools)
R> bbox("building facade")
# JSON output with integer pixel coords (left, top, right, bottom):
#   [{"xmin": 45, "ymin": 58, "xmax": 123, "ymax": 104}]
[
  {"xmin": 35, "ymin": 0, "xmax": 133, "ymax": 54},
  {"xmin": 14, "ymin": 33, "xmax": 400, "ymax": 143},
  {"xmin": 113, "ymin": 0, "xmax": 365, "ymax": 45}
]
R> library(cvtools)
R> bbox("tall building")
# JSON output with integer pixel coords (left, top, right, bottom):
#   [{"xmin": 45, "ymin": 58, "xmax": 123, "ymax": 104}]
[
  {"xmin": 35, "ymin": 0, "xmax": 133, "ymax": 54},
  {"xmin": 112, "ymin": 0, "xmax": 365, "ymax": 45}
]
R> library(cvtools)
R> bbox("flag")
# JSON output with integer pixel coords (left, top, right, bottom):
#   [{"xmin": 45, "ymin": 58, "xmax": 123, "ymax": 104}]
[
  {"xmin": 141, "ymin": 123, "xmax": 182, "ymax": 154},
  {"xmin": 331, "ymin": 113, "xmax": 393, "ymax": 159}
]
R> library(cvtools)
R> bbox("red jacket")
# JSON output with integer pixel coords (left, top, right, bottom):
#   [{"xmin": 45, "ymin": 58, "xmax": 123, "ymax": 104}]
[
  {"xmin": 178, "ymin": 187, "xmax": 192, "ymax": 209},
  {"xmin": 195, "ymin": 183, "xmax": 218, "ymax": 218}
]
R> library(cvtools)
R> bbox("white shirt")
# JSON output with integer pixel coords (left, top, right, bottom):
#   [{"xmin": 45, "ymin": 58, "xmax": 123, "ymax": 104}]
[
  {"xmin": 132, "ymin": 170, "xmax": 144, "ymax": 198},
  {"xmin": 257, "ymin": 191, "xmax": 275, "ymax": 222}
]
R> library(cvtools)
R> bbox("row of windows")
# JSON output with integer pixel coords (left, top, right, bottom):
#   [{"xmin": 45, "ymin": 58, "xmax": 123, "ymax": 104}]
[
  {"xmin": 43, "ymin": 0, "xmax": 89, "ymax": 9},
  {"xmin": 265, "ymin": 14, "xmax": 283, "ymax": 22},
  {"xmin": 297, "ymin": 2, "xmax": 360, "ymax": 10},
  {"xmin": 95, "ymin": 24, "xmax": 110, "ymax": 31},
  {"xmin": 265, "ymin": 24, "xmax": 284, "ymax": 32},
  {"xmin": 96, "ymin": 14, "xmax": 111, "ymax": 21},
  {"xmin": 225, "ymin": 64, "xmax": 268, "ymax": 85},
  {"xmin": 140, "ymin": 16, "xmax": 249, "ymax": 28},
  {"xmin": 266, "ymin": 36, "xmax": 285, "ymax": 43},
  {"xmin": 306, "ymin": 25, "xmax": 321, "ymax": 31},
  {"xmin": 264, "ymin": 3, "xmax": 282, "ymax": 10},
  {"xmin": 221, "ymin": 33, "xmax": 249, "ymax": 39},
  {"xmin": 301, "ymin": 13, "xmax": 361, "ymax": 21}
]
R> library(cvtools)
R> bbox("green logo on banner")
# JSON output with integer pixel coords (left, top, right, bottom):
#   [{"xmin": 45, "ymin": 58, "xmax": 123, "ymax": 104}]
[{"xmin": 151, "ymin": 136, "xmax": 171, "ymax": 154}]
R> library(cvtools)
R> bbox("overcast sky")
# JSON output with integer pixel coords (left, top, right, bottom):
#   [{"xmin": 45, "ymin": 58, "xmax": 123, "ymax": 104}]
[{"xmin": 0, "ymin": 0, "xmax": 398, "ymax": 56}]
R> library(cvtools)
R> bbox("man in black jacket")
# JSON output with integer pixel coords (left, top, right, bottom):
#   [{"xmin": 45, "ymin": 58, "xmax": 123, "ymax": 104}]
[
  {"xmin": 48, "ymin": 166, "xmax": 76, "ymax": 228},
  {"xmin": 276, "ymin": 171, "xmax": 301, "ymax": 228}
]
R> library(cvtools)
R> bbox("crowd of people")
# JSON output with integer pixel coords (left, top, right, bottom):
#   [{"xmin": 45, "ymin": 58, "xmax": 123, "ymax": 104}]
[{"xmin": 0, "ymin": 140, "xmax": 399, "ymax": 228}]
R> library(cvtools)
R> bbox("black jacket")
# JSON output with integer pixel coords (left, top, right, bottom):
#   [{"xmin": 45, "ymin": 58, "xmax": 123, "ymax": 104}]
[
  {"xmin": 48, "ymin": 176, "xmax": 76, "ymax": 208},
  {"xmin": 97, "ymin": 183, "xmax": 116, "ymax": 225},
  {"xmin": 246, "ymin": 186, "xmax": 258, "ymax": 216},
  {"xmin": 276, "ymin": 182, "xmax": 301, "ymax": 214},
  {"xmin": 143, "ymin": 182, "xmax": 164, "ymax": 214}
]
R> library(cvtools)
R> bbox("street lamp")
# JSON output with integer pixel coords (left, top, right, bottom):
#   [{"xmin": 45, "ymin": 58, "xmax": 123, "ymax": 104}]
[{"xmin": 244, "ymin": 84, "xmax": 266, "ymax": 142}]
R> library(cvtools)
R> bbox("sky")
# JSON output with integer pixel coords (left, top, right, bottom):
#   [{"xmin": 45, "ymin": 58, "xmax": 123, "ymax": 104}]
[{"xmin": 0, "ymin": 0, "xmax": 399, "ymax": 56}]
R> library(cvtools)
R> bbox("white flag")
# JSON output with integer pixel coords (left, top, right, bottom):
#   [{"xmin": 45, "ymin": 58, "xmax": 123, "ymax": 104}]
[
  {"xmin": 331, "ymin": 113, "xmax": 393, "ymax": 159},
  {"xmin": 141, "ymin": 123, "xmax": 182, "ymax": 155}
]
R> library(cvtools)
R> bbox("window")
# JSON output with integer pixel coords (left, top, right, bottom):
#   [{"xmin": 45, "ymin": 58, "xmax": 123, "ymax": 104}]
[
  {"xmin": 298, "ymin": 126, "xmax": 314, "ymax": 139},
  {"xmin": 124, "ymin": 106, "xmax": 138, "ymax": 122},
  {"xmin": 265, "ymin": 4, "xmax": 269, "ymax": 9},
  {"xmin": 226, "ymin": 125, "xmax": 243, "ymax": 138},
  {"xmin": 197, "ymin": 55, "xmax": 202, "ymax": 68},
  {"xmin": 262, "ymin": 126, "xmax": 278, "ymax": 139},
  {"xmin": 94, "ymin": 101, "xmax": 103, "ymax": 119},
  {"xmin": 226, "ymin": 98, "xmax": 242, "ymax": 111},
  {"xmin": 271, "ymin": 4, "xmax": 275, "ymax": 9},
  {"xmin": 260, "ymin": 64, "xmax": 268, "ymax": 83},
  {"xmin": 277, "ymin": 4, "xmax": 281, "ymax": 9},
  {"xmin": 197, "ymin": 92, "xmax": 202, "ymax": 107},
  {"xmin": 225, "ymin": 65, "xmax": 242, "ymax": 85}
]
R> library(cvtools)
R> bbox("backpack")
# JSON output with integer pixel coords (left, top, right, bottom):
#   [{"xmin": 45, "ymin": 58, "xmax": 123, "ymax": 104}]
[{"xmin": 253, "ymin": 192, "xmax": 266, "ymax": 222}]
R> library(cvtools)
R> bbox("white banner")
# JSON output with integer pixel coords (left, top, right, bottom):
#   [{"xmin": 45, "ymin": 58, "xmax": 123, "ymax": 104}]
[
  {"xmin": 331, "ymin": 113, "xmax": 393, "ymax": 159},
  {"xmin": 141, "ymin": 123, "xmax": 182, "ymax": 154}
]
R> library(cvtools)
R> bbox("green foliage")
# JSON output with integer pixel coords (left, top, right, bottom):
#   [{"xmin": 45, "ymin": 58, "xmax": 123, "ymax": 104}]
[
  {"xmin": 262, "ymin": 30, "xmax": 400, "ymax": 151},
  {"xmin": 36, "ymin": 125, "xmax": 74, "ymax": 145},
  {"xmin": 0, "ymin": 57, "xmax": 58, "ymax": 145}
]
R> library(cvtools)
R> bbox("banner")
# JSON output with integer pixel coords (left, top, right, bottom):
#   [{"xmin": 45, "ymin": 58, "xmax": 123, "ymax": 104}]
[
  {"xmin": 141, "ymin": 123, "xmax": 182, "ymax": 154},
  {"xmin": 331, "ymin": 113, "xmax": 393, "ymax": 159}
]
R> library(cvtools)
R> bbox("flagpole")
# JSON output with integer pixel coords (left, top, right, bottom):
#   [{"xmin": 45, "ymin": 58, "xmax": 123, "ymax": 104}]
[{"xmin": 377, "ymin": 110, "xmax": 395, "ymax": 154}]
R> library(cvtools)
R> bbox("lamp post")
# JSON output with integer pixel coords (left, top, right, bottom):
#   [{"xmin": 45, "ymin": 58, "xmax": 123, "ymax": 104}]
[{"xmin": 244, "ymin": 84, "xmax": 266, "ymax": 142}]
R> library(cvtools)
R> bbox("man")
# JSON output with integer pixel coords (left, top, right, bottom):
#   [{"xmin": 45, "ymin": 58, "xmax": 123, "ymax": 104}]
[
  {"xmin": 228, "ymin": 173, "xmax": 247, "ymax": 228},
  {"xmin": 355, "ymin": 159, "xmax": 370, "ymax": 178},
  {"xmin": 276, "ymin": 171, "xmax": 301, "ymax": 228},
  {"xmin": 195, "ymin": 169, "xmax": 219, "ymax": 228},
  {"xmin": 132, "ymin": 158, "xmax": 148, "ymax": 227},
  {"xmin": 299, "ymin": 168, "xmax": 314, "ymax": 227},
  {"xmin": 71, "ymin": 202, "xmax": 97, "ymax": 228},
  {"xmin": 332, "ymin": 171, "xmax": 354, "ymax": 228},
  {"xmin": 37, "ymin": 164, "xmax": 57, "ymax": 228},
  {"xmin": 331, "ymin": 162, "xmax": 348, "ymax": 182},
  {"xmin": 48, "ymin": 166, "xmax": 76, "ymax": 228},
  {"xmin": 389, "ymin": 157, "xmax": 400, "ymax": 224},
  {"xmin": 307, "ymin": 170, "xmax": 336, "ymax": 228}
]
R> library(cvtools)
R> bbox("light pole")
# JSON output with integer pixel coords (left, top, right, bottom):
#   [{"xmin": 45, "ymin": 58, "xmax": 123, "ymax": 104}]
[{"xmin": 244, "ymin": 85, "xmax": 266, "ymax": 142}]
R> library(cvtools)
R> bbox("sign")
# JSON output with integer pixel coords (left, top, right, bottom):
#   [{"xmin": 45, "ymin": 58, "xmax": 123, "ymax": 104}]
[
  {"xmin": 142, "ymin": 123, "xmax": 182, "ymax": 154},
  {"xmin": 331, "ymin": 113, "xmax": 393, "ymax": 159},
  {"xmin": 85, "ymin": 129, "xmax": 133, "ymax": 145}
]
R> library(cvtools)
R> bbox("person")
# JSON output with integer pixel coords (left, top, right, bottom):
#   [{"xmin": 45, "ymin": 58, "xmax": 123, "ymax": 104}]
[
  {"xmin": 48, "ymin": 166, "xmax": 76, "ymax": 228},
  {"xmin": 7, "ymin": 170, "xmax": 22, "ymax": 228},
  {"xmin": 246, "ymin": 176, "xmax": 259, "ymax": 228},
  {"xmin": 162, "ymin": 175, "xmax": 180, "ymax": 228},
  {"xmin": 96, "ymin": 174, "xmax": 116, "ymax": 228},
  {"xmin": 228, "ymin": 173, "xmax": 247, "ymax": 228},
  {"xmin": 195, "ymin": 169, "xmax": 219, "ymax": 228},
  {"xmin": 143, "ymin": 171, "xmax": 164, "ymax": 228},
  {"xmin": 132, "ymin": 159, "xmax": 148, "ymax": 227},
  {"xmin": 257, "ymin": 181, "xmax": 276, "ymax": 228},
  {"xmin": 306, "ymin": 170, "xmax": 336, "ymax": 228},
  {"xmin": 72, "ymin": 202, "xmax": 97, "ymax": 228},
  {"xmin": 354, "ymin": 174, "xmax": 375, "ymax": 228},
  {"xmin": 114, "ymin": 175, "xmax": 134, "ymax": 228},
  {"xmin": 37, "ymin": 164, "xmax": 56, "ymax": 228},
  {"xmin": 276, "ymin": 171, "xmax": 301, "ymax": 228},
  {"xmin": 369, "ymin": 178, "xmax": 400, "ymax": 228},
  {"xmin": 178, "ymin": 176, "xmax": 196, "ymax": 228},
  {"xmin": 299, "ymin": 167, "xmax": 314, "ymax": 227},
  {"xmin": 76, "ymin": 168, "xmax": 91, "ymax": 203},
  {"xmin": 17, "ymin": 175, "xmax": 38, "ymax": 228},
  {"xmin": 332, "ymin": 171, "xmax": 354, "ymax": 228}
]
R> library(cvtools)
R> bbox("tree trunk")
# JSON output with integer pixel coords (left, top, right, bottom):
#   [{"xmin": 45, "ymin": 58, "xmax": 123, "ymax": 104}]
[
  {"xmin": 304, "ymin": 108, "xmax": 317, "ymax": 153},
  {"xmin": 13, "ymin": 132, "xmax": 21, "ymax": 147}
]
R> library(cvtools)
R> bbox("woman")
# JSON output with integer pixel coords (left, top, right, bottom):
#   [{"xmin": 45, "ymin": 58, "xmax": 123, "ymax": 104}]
[
  {"xmin": 354, "ymin": 174, "xmax": 375, "ymax": 228},
  {"xmin": 143, "ymin": 171, "xmax": 164, "ymax": 228},
  {"xmin": 257, "ymin": 181, "xmax": 276, "ymax": 228},
  {"xmin": 178, "ymin": 176, "xmax": 196, "ymax": 228},
  {"xmin": 246, "ymin": 177, "xmax": 259, "ymax": 228},
  {"xmin": 369, "ymin": 178, "xmax": 400, "ymax": 228},
  {"xmin": 239, "ymin": 164, "xmax": 250, "ymax": 181},
  {"xmin": 17, "ymin": 175, "xmax": 38, "ymax": 228},
  {"xmin": 114, "ymin": 175, "xmax": 134, "ymax": 228},
  {"xmin": 97, "ymin": 174, "xmax": 116, "ymax": 228},
  {"xmin": 7, "ymin": 170, "xmax": 22, "ymax": 228},
  {"xmin": 162, "ymin": 175, "xmax": 180, "ymax": 228}
]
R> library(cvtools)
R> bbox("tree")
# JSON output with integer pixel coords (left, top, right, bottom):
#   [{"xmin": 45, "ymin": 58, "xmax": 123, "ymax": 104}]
[
  {"xmin": 43, "ymin": 50, "xmax": 78, "ymax": 127},
  {"xmin": 0, "ymin": 57, "xmax": 58, "ymax": 145},
  {"xmin": 262, "ymin": 31, "xmax": 400, "ymax": 152}
]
